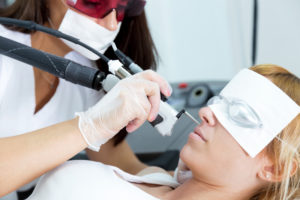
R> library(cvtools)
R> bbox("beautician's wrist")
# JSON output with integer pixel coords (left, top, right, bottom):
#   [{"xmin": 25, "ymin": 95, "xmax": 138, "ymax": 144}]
[
  {"xmin": 69, "ymin": 117, "xmax": 89, "ymax": 149},
  {"xmin": 73, "ymin": 116, "xmax": 108, "ymax": 152}
]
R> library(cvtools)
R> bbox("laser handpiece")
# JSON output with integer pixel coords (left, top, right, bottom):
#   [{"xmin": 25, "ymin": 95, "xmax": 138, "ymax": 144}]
[
  {"xmin": 111, "ymin": 43, "xmax": 200, "ymax": 128},
  {"xmin": 176, "ymin": 110, "xmax": 200, "ymax": 125},
  {"xmin": 107, "ymin": 59, "xmax": 200, "ymax": 137},
  {"xmin": 111, "ymin": 42, "xmax": 143, "ymax": 74}
]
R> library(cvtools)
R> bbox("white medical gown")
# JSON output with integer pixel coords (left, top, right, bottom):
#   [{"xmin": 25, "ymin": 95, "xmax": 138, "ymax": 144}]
[
  {"xmin": 28, "ymin": 160, "xmax": 179, "ymax": 200},
  {"xmin": 0, "ymin": 24, "xmax": 104, "ymax": 138}
]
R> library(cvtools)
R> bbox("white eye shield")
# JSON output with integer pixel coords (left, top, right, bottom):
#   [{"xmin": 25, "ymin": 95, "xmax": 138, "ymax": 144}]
[{"xmin": 208, "ymin": 69, "xmax": 300, "ymax": 157}]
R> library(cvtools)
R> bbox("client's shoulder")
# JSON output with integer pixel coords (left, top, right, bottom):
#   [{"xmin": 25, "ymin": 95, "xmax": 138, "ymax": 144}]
[
  {"xmin": 56, "ymin": 160, "xmax": 108, "ymax": 171},
  {"xmin": 28, "ymin": 160, "xmax": 159, "ymax": 200},
  {"xmin": 29, "ymin": 160, "xmax": 116, "ymax": 200}
]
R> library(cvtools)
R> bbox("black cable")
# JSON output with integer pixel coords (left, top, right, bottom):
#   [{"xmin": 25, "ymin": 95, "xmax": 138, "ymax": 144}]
[
  {"xmin": 0, "ymin": 17, "xmax": 110, "ymax": 63},
  {"xmin": 252, "ymin": 0, "xmax": 258, "ymax": 66},
  {"xmin": 0, "ymin": 35, "xmax": 105, "ymax": 90}
]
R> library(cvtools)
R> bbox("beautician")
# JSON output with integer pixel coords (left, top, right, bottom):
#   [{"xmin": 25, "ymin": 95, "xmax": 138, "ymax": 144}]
[
  {"xmin": 0, "ymin": 0, "xmax": 159, "ymax": 198},
  {"xmin": 0, "ymin": 70, "xmax": 171, "ymax": 197}
]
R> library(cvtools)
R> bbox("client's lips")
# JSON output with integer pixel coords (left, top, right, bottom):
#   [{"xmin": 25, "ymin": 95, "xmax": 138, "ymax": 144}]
[{"xmin": 193, "ymin": 126, "xmax": 207, "ymax": 142}]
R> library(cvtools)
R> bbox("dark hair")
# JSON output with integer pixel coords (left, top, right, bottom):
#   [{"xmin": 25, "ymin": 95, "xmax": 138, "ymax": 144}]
[
  {"xmin": 0, "ymin": 0, "xmax": 49, "ymax": 32},
  {"xmin": 0, "ymin": 0, "xmax": 158, "ymax": 146}
]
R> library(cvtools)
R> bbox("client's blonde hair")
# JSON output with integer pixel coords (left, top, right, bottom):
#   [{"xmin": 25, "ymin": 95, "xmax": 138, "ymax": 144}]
[{"xmin": 250, "ymin": 65, "xmax": 300, "ymax": 200}]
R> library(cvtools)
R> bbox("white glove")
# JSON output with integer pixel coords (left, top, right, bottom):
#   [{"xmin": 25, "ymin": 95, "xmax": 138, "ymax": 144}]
[
  {"xmin": 174, "ymin": 159, "xmax": 193, "ymax": 184},
  {"xmin": 76, "ymin": 70, "xmax": 172, "ymax": 151}
]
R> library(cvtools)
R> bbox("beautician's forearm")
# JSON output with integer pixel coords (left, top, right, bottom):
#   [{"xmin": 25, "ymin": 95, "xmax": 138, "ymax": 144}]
[{"xmin": 0, "ymin": 118, "xmax": 87, "ymax": 197}]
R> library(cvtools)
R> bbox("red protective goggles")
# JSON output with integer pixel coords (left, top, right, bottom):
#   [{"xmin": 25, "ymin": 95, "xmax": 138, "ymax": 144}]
[{"xmin": 66, "ymin": 0, "xmax": 146, "ymax": 21}]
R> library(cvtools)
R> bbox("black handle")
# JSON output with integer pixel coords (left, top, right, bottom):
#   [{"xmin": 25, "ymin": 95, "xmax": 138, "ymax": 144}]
[
  {"xmin": 149, "ymin": 114, "xmax": 164, "ymax": 127},
  {"xmin": 0, "ymin": 35, "xmax": 103, "ymax": 90}
]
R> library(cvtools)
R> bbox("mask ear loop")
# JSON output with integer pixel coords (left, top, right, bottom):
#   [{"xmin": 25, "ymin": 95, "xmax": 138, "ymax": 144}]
[{"xmin": 48, "ymin": 17, "xmax": 55, "ymax": 29}]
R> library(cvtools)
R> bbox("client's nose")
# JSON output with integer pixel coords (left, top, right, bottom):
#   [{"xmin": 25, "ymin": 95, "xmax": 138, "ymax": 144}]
[{"xmin": 199, "ymin": 107, "xmax": 216, "ymax": 126}]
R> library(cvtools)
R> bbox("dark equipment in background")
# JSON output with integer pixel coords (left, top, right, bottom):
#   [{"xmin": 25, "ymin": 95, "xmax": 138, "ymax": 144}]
[
  {"xmin": 0, "ymin": 0, "xmax": 13, "ymax": 8},
  {"xmin": 252, "ymin": 0, "xmax": 258, "ymax": 66},
  {"xmin": 0, "ymin": 0, "xmax": 7, "ymax": 8}
]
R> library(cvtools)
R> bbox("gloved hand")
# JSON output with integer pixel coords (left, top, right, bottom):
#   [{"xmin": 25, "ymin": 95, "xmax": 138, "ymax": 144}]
[
  {"xmin": 174, "ymin": 159, "xmax": 193, "ymax": 184},
  {"xmin": 76, "ymin": 70, "xmax": 172, "ymax": 151}
]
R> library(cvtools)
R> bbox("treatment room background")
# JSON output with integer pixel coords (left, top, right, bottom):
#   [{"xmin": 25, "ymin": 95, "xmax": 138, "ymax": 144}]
[
  {"xmin": 130, "ymin": 0, "xmax": 300, "ymax": 154},
  {"xmin": 1, "ymin": 0, "xmax": 299, "ymax": 80},
  {"xmin": 0, "ymin": 0, "xmax": 299, "ymax": 157},
  {"xmin": 146, "ymin": 0, "xmax": 300, "ymax": 81}
]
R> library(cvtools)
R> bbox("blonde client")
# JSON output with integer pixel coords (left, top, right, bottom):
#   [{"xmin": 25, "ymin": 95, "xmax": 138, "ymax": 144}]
[{"xmin": 28, "ymin": 65, "xmax": 300, "ymax": 200}]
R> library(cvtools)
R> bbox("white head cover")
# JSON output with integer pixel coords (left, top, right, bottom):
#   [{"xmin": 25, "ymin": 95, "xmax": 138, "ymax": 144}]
[{"xmin": 209, "ymin": 69, "xmax": 300, "ymax": 157}]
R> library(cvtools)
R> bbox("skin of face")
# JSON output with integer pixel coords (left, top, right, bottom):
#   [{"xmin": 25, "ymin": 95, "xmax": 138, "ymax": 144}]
[{"xmin": 180, "ymin": 107, "xmax": 267, "ymax": 191}]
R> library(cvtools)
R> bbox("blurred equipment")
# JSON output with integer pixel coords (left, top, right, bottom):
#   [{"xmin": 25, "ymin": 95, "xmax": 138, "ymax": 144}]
[
  {"xmin": 0, "ymin": 0, "xmax": 14, "ymax": 8},
  {"xmin": 186, "ymin": 84, "xmax": 213, "ymax": 108},
  {"xmin": 167, "ymin": 82, "xmax": 217, "ymax": 111},
  {"xmin": 0, "ymin": 0, "xmax": 6, "ymax": 7},
  {"xmin": 252, "ymin": 0, "xmax": 258, "ymax": 65}
]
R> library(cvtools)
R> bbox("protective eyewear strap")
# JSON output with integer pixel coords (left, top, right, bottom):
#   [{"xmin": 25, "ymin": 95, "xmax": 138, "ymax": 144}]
[{"xmin": 274, "ymin": 135, "xmax": 298, "ymax": 154}]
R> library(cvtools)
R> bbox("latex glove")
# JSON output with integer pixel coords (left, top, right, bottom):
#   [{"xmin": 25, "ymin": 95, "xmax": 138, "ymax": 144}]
[
  {"xmin": 174, "ymin": 159, "xmax": 193, "ymax": 184},
  {"xmin": 76, "ymin": 70, "xmax": 172, "ymax": 151}
]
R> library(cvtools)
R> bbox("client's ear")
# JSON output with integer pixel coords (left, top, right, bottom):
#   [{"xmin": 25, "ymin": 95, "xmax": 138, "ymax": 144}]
[
  {"xmin": 287, "ymin": 158, "xmax": 298, "ymax": 177},
  {"xmin": 258, "ymin": 164, "xmax": 282, "ymax": 183},
  {"xmin": 258, "ymin": 157, "xmax": 298, "ymax": 183}
]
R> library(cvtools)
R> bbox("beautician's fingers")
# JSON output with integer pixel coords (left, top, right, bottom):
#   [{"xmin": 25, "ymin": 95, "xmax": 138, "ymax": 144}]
[
  {"xmin": 126, "ymin": 117, "xmax": 147, "ymax": 133},
  {"xmin": 75, "ymin": 73, "xmax": 166, "ymax": 152},
  {"xmin": 134, "ymin": 70, "xmax": 172, "ymax": 97},
  {"xmin": 127, "ymin": 81, "xmax": 160, "ymax": 132},
  {"xmin": 141, "ymin": 80, "xmax": 161, "ymax": 122},
  {"xmin": 126, "ymin": 95, "xmax": 150, "ymax": 133}
]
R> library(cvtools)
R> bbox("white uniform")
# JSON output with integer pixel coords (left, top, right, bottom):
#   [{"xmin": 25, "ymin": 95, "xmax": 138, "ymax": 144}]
[
  {"xmin": 0, "ymin": 25, "xmax": 104, "ymax": 199},
  {"xmin": 28, "ymin": 160, "xmax": 179, "ymax": 200}
]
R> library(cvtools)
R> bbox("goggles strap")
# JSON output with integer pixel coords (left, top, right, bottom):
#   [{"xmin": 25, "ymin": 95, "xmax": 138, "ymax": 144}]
[{"xmin": 274, "ymin": 136, "xmax": 298, "ymax": 154}]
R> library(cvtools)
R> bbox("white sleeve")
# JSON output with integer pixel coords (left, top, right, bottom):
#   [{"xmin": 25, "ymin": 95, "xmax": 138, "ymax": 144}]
[
  {"xmin": 28, "ymin": 161, "xmax": 116, "ymax": 200},
  {"xmin": 83, "ymin": 88, "xmax": 105, "ymax": 110}
]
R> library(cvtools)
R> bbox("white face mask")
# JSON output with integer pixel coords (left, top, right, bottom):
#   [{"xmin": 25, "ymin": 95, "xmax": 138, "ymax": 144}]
[{"xmin": 58, "ymin": 9, "xmax": 122, "ymax": 60}]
